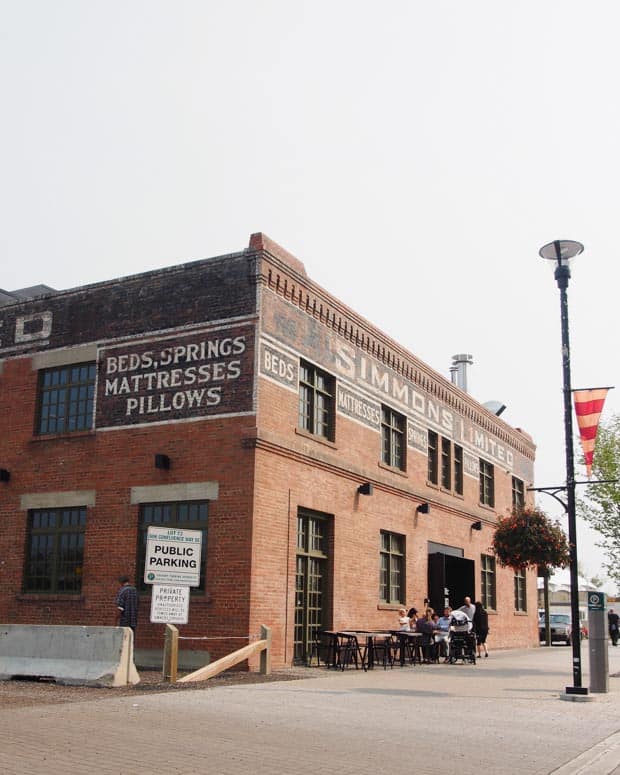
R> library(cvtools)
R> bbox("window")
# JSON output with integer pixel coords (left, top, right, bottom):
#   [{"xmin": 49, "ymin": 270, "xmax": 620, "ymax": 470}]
[
  {"xmin": 441, "ymin": 437, "xmax": 451, "ymax": 489},
  {"xmin": 512, "ymin": 476, "xmax": 525, "ymax": 511},
  {"xmin": 381, "ymin": 405, "xmax": 405, "ymax": 470},
  {"xmin": 480, "ymin": 554, "xmax": 496, "ymax": 610},
  {"xmin": 36, "ymin": 362, "xmax": 96, "ymax": 434},
  {"xmin": 514, "ymin": 569, "xmax": 527, "ymax": 611},
  {"xmin": 23, "ymin": 507, "xmax": 86, "ymax": 593},
  {"xmin": 427, "ymin": 431, "xmax": 438, "ymax": 484},
  {"xmin": 379, "ymin": 531, "xmax": 405, "ymax": 604},
  {"xmin": 298, "ymin": 360, "xmax": 335, "ymax": 440},
  {"xmin": 137, "ymin": 501, "xmax": 208, "ymax": 592},
  {"xmin": 479, "ymin": 459, "xmax": 495, "ymax": 507},
  {"xmin": 454, "ymin": 444, "xmax": 464, "ymax": 495}
]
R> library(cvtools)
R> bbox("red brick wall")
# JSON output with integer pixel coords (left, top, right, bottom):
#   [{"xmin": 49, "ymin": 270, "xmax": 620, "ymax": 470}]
[
  {"xmin": 0, "ymin": 354, "xmax": 259, "ymax": 663},
  {"xmin": 250, "ymin": 369, "xmax": 538, "ymax": 667}
]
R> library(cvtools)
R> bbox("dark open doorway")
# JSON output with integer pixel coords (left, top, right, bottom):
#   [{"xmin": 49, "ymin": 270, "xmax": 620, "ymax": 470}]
[{"xmin": 428, "ymin": 550, "xmax": 475, "ymax": 615}]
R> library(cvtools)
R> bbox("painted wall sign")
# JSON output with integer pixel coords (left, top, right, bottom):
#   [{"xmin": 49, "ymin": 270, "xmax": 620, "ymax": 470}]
[
  {"xmin": 337, "ymin": 385, "xmax": 381, "ymax": 429},
  {"xmin": 0, "ymin": 311, "xmax": 53, "ymax": 351},
  {"xmin": 261, "ymin": 296, "xmax": 534, "ymax": 481},
  {"xmin": 463, "ymin": 451, "xmax": 480, "ymax": 479},
  {"xmin": 260, "ymin": 342, "xmax": 297, "ymax": 389},
  {"xmin": 97, "ymin": 323, "xmax": 254, "ymax": 428},
  {"xmin": 407, "ymin": 421, "xmax": 428, "ymax": 453}
]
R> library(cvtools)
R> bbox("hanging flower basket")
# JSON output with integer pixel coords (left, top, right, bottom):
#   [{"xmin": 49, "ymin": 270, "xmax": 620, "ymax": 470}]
[{"xmin": 491, "ymin": 507, "xmax": 570, "ymax": 571}]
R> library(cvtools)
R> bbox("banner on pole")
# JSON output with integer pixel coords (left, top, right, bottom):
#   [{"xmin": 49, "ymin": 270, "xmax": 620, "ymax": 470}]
[{"xmin": 573, "ymin": 387, "xmax": 611, "ymax": 477}]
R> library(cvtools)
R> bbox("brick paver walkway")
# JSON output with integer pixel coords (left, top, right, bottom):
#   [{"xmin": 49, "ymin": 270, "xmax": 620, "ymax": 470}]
[{"xmin": 2, "ymin": 645, "xmax": 619, "ymax": 775}]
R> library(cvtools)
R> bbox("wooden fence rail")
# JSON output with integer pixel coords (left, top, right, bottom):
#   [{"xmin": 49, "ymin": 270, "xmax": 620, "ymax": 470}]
[{"xmin": 163, "ymin": 625, "xmax": 272, "ymax": 684}]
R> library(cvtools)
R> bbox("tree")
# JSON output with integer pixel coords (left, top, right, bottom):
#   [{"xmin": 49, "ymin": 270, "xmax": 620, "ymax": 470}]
[
  {"xmin": 491, "ymin": 506, "xmax": 570, "ymax": 572},
  {"xmin": 576, "ymin": 413, "xmax": 620, "ymax": 591}
]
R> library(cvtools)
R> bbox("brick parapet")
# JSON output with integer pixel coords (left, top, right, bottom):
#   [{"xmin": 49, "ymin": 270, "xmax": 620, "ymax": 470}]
[{"xmin": 248, "ymin": 232, "xmax": 535, "ymax": 461}]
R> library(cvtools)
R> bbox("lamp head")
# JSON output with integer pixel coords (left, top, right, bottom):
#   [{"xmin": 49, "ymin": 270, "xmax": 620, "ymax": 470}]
[{"xmin": 539, "ymin": 239, "xmax": 583, "ymax": 278}]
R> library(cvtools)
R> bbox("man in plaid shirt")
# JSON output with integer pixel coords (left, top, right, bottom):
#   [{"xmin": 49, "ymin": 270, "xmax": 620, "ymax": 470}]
[{"xmin": 115, "ymin": 575, "xmax": 138, "ymax": 632}]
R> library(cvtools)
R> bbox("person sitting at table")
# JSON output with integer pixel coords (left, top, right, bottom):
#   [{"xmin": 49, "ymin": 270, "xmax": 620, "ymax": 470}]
[
  {"xmin": 435, "ymin": 606, "xmax": 452, "ymax": 661},
  {"xmin": 415, "ymin": 608, "xmax": 437, "ymax": 663},
  {"xmin": 407, "ymin": 606, "xmax": 418, "ymax": 621},
  {"xmin": 397, "ymin": 608, "xmax": 411, "ymax": 631}
]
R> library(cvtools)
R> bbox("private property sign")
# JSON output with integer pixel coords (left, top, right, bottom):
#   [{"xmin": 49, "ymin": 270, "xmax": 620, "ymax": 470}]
[
  {"xmin": 150, "ymin": 585, "xmax": 190, "ymax": 624},
  {"xmin": 144, "ymin": 526, "xmax": 202, "ymax": 587}
]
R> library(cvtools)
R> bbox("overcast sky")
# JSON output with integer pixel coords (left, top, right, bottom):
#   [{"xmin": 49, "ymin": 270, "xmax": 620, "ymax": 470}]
[{"xmin": 2, "ymin": 2, "xmax": 618, "ymax": 588}]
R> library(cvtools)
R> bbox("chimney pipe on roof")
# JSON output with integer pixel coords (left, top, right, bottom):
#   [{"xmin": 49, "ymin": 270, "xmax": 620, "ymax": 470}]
[{"xmin": 451, "ymin": 353, "xmax": 473, "ymax": 392}]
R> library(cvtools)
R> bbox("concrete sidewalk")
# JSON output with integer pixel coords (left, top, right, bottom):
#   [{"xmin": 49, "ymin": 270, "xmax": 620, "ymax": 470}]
[{"xmin": 2, "ymin": 644, "xmax": 619, "ymax": 775}]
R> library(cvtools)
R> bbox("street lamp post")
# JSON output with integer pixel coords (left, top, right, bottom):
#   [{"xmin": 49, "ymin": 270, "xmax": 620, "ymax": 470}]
[{"xmin": 539, "ymin": 239, "xmax": 587, "ymax": 695}]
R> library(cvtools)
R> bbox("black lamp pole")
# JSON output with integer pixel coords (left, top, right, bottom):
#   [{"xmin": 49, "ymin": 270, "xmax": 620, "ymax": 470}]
[{"xmin": 539, "ymin": 239, "xmax": 587, "ymax": 695}]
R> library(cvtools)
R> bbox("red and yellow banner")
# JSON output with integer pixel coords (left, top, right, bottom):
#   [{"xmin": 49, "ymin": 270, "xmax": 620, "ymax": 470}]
[{"xmin": 573, "ymin": 388, "xmax": 610, "ymax": 477}]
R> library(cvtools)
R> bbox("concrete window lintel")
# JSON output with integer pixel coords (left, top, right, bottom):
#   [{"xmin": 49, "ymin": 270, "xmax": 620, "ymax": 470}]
[
  {"xmin": 20, "ymin": 491, "xmax": 97, "ymax": 510},
  {"xmin": 130, "ymin": 482, "xmax": 219, "ymax": 504}
]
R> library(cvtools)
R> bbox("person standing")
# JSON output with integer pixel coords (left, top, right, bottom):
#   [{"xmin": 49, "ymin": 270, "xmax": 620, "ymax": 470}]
[
  {"xmin": 115, "ymin": 575, "xmax": 138, "ymax": 632},
  {"xmin": 459, "ymin": 596, "xmax": 476, "ymax": 622},
  {"xmin": 473, "ymin": 600, "xmax": 489, "ymax": 657},
  {"xmin": 415, "ymin": 608, "xmax": 436, "ymax": 663},
  {"xmin": 397, "ymin": 608, "xmax": 411, "ymax": 631},
  {"xmin": 608, "ymin": 609, "xmax": 619, "ymax": 646}
]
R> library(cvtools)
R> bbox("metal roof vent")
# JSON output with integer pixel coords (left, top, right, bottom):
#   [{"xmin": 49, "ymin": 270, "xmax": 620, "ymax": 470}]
[
  {"xmin": 450, "ymin": 353, "xmax": 473, "ymax": 392},
  {"xmin": 483, "ymin": 400, "xmax": 507, "ymax": 417}
]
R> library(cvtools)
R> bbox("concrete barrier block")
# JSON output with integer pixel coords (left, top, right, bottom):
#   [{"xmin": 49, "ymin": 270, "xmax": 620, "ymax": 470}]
[{"xmin": 0, "ymin": 625, "xmax": 141, "ymax": 687}]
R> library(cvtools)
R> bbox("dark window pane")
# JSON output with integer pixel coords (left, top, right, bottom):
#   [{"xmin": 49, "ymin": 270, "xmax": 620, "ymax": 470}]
[
  {"xmin": 298, "ymin": 360, "xmax": 334, "ymax": 440},
  {"xmin": 381, "ymin": 406, "xmax": 406, "ymax": 470},
  {"xmin": 24, "ymin": 508, "xmax": 86, "ymax": 593},
  {"xmin": 479, "ymin": 459, "xmax": 495, "ymax": 507},
  {"xmin": 379, "ymin": 530, "xmax": 405, "ymax": 604},
  {"xmin": 428, "ymin": 431, "xmax": 438, "ymax": 484},
  {"xmin": 36, "ymin": 362, "xmax": 96, "ymax": 435}
]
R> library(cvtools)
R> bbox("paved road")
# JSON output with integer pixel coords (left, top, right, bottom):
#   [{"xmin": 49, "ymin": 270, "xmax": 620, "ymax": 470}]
[{"xmin": 2, "ymin": 645, "xmax": 620, "ymax": 775}]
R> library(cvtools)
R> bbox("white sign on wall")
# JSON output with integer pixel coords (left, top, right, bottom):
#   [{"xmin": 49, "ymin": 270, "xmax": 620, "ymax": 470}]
[
  {"xmin": 144, "ymin": 526, "xmax": 202, "ymax": 587},
  {"xmin": 150, "ymin": 585, "xmax": 191, "ymax": 624}
]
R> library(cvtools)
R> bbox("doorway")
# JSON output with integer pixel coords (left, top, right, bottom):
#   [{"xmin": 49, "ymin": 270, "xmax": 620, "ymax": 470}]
[
  {"xmin": 428, "ymin": 547, "xmax": 475, "ymax": 615},
  {"xmin": 293, "ymin": 509, "xmax": 330, "ymax": 663}
]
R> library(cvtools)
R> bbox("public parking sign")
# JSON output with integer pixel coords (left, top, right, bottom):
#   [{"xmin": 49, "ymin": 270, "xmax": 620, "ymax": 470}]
[
  {"xmin": 144, "ymin": 526, "xmax": 202, "ymax": 587},
  {"xmin": 588, "ymin": 592, "xmax": 606, "ymax": 611}
]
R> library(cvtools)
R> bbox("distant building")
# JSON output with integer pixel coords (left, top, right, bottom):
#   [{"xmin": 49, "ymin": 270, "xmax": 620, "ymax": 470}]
[
  {"xmin": 0, "ymin": 233, "xmax": 538, "ymax": 667},
  {"xmin": 537, "ymin": 570, "xmax": 618, "ymax": 625}
]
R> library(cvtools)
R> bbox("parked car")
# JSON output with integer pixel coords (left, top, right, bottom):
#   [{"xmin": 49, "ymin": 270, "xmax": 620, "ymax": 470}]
[{"xmin": 538, "ymin": 613, "xmax": 585, "ymax": 645}]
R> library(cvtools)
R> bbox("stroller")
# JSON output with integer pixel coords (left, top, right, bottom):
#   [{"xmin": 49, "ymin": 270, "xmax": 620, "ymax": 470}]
[{"xmin": 448, "ymin": 610, "xmax": 477, "ymax": 664}]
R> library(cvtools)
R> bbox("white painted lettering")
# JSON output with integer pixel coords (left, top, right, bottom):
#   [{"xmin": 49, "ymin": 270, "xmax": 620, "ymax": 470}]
[
  {"xmin": 15, "ymin": 311, "xmax": 53, "ymax": 343},
  {"xmin": 335, "ymin": 343, "xmax": 356, "ymax": 379}
]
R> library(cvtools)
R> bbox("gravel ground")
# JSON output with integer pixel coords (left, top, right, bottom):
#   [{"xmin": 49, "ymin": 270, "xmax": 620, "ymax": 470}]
[{"xmin": 0, "ymin": 666, "xmax": 315, "ymax": 709}]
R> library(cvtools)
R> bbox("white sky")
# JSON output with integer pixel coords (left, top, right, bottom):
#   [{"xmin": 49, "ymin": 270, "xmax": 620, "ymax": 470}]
[{"xmin": 2, "ymin": 2, "xmax": 618, "ymax": 587}]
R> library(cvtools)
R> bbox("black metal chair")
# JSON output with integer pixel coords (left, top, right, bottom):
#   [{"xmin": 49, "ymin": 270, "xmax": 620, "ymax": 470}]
[
  {"xmin": 308, "ymin": 630, "xmax": 339, "ymax": 668},
  {"xmin": 336, "ymin": 633, "xmax": 367, "ymax": 670},
  {"xmin": 368, "ymin": 634, "xmax": 396, "ymax": 669},
  {"xmin": 391, "ymin": 631, "xmax": 422, "ymax": 666}
]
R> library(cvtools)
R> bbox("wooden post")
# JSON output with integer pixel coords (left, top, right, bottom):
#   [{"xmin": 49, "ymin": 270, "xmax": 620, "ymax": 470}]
[
  {"xmin": 259, "ymin": 624, "xmax": 271, "ymax": 675},
  {"xmin": 163, "ymin": 624, "xmax": 179, "ymax": 683}
]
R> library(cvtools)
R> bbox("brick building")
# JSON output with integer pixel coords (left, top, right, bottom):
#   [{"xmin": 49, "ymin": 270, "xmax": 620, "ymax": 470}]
[{"xmin": 0, "ymin": 233, "xmax": 538, "ymax": 668}]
